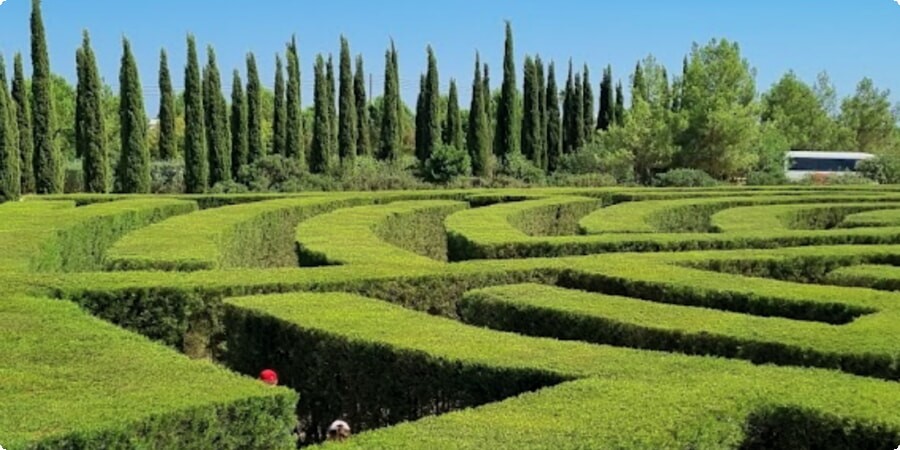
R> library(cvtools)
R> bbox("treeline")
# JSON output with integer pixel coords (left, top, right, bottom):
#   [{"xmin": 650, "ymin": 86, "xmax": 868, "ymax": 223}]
[{"xmin": 2, "ymin": 0, "xmax": 899, "ymax": 200}]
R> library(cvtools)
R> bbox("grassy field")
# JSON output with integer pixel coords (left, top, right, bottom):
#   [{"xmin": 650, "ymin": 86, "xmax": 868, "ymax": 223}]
[{"xmin": 2, "ymin": 186, "xmax": 900, "ymax": 448}]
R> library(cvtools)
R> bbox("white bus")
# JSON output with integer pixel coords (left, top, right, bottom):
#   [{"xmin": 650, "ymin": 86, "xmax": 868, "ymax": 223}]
[{"xmin": 786, "ymin": 151, "xmax": 876, "ymax": 181}]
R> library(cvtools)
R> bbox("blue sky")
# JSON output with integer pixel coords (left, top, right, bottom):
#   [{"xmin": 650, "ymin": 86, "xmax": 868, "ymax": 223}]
[{"xmin": 1, "ymin": 0, "xmax": 899, "ymax": 113}]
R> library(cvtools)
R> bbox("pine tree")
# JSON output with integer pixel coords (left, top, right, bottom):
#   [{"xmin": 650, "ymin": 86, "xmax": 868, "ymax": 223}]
[
  {"xmin": 467, "ymin": 54, "xmax": 491, "ymax": 177},
  {"xmin": 614, "ymin": 81, "xmax": 625, "ymax": 124},
  {"xmin": 272, "ymin": 55, "xmax": 286, "ymax": 155},
  {"xmin": 157, "ymin": 49, "xmax": 177, "ymax": 160},
  {"xmin": 183, "ymin": 35, "xmax": 207, "ymax": 193},
  {"xmin": 582, "ymin": 64, "xmax": 594, "ymax": 139},
  {"xmin": 77, "ymin": 32, "xmax": 107, "ymax": 193},
  {"xmin": 494, "ymin": 21, "xmax": 519, "ymax": 161},
  {"xmin": 230, "ymin": 70, "xmax": 248, "ymax": 178},
  {"xmin": 598, "ymin": 65, "xmax": 614, "ymax": 130},
  {"xmin": 326, "ymin": 55, "xmax": 337, "ymax": 158},
  {"xmin": 354, "ymin": 55, "xmax": 371, "ymax": 157},
  {"xmin": 521, "ymin": 56, "xmax": 541, "ymax": 164},
  {"xmin": 0, "ymin": 55, "xmax": 20, "ymax": 201},
  {"xmin": 444, "ymin": 79, "xmax": 463, "ymax": 150},
  {"xmin": 116, "ymin": 38, "xmax": 150, "ymax": 193},
  {"xmin": 338, "ymin": 36, "xmax": 357, "ymax": 162},
  {"xmin": 246, "ymin": 53, "xmax": 264, "ymax": 163},
  {"xmin": 31, "ymin": 0, "xmax": 61, "ymax": 194},
  {"xmin": 379, "ymin": 42, "xmax": 401, "ymax": 160},
  {"xmin": 12, "ymin": 54, "xmax": 34, "ymax": 194},
  {"xmin": 419, "ymin": 46, "xmax": 441, "ymax": 162},
  {"xmin": 310, "ymin": 55, "xmax": 331, "ymax": 173},
  {"xmin": 545, "ymin": 62, "xmax": 562, "ymax": 172},
  {"xmin": 535, "ymin": 56, "xmax": 547, "ymax": 171},
  {"xmin": 285, "ymin": 36, "xmax": 303, "ymax": 161},
  {"xmin": 632, "ymin": 61, "xmax": 646, "ymax": 106},
  {"xmin": 203, "ymin": 46, "xmax": 231, "ymax": 185}
]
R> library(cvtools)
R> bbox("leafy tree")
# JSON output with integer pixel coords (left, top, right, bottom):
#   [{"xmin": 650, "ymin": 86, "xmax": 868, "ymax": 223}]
[
  {"xmin": 582, "ymin": 64, "xmax": 595, "ymax": 139},
  {"xmin": 603, "ymin": 94, "xmax": 679, "ymax": 184},
  {"xmin": 379, "ymin": 42, "xmax": 401, "ymax": 160},
  {"xmin": 678, "ymin": 39, "xmax": 759, "ymax": 179},
  {"xmin": 231, "ymin": 70, "xmax": 248, "ymax": 178},
  {"xmin": 467, "ymin": 54, "xmax": 491, "ymax": 177},
  {"xmin": 310, "ymin": 55, "xmax": 331, "ymax": 173},
  {"xmin": 31, "ymin": 0, "xmax": 61, "ymax": 193},
  {"xmin": 762, "ymin": 72, "xmax": 842, "ymax": 151},
  {"xmin": 272, "ymin": 54, "xmax": 286, "ymax": 155},
  {"xmin": 598, "ymin": 65, "xmax": 614, "ymax": 131},
  {"xmin": 354, "ymin": 55, "xmax": 371, "ymax": 156},
  {"xmin": 203, "ymin": 46, "xmax": 231, "ymax": 184},
  {"xmin": 285, "ymin": 36, "xmax": 304, "ymax": 161},
  {"xmin": 545, "ymin": 62, "xmax": 562, "ymax": 172},
  {"xmin": 246, "ymin": 53, "xmax": 264, "ymax": 163},
  {"xmin": 157, "ymin": 49, "xmax": 177, "ymax": 160},
  {"xmin": 76, "ymin": 32, "xmax": 107, "ymax": 193},
  {"xmin": 521, "ymin": 56, "xmax": 542, "ymax": 164},
  {"xmin": 183, "ymin": 35, "xmax": 207, "ymax": 192},
  {"xmin": 12, "ymin": 54, "xmax": 34, "ymax": 193},
  {"xmin": 494, "ymin": 22, "xmax": 519, "ymax": 161},
  {"xmin": 614, "ymin": 82, "xmax": 625, "ymax": 125},
  {"xmin": 338, "ymin": 36, "xmax": 357, "ymax": 162},
  {"xmin": 444, "ymin": 78, "xmax": 463, "ymax": 150},
  {"xmin": 0, "ymin": 55, "xmax": 20, "ymax": 201},
  {"xmin": 116, "ymin": 37, "xmax": 150, "ymax": 193},
  {"xmin": 839, "ymin": 78, "xmax": 897, "ymax": 154}
]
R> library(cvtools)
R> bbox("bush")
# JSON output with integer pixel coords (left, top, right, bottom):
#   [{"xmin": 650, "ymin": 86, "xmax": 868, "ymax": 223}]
[
  {"xmin": 556, "ymin": 143, "xmax": 635, "ymax": 183},
  {"xmin": 746, "ymin": 170, "xmax": 788, "ymax": 186},
  {"xmin": 151, "ymin": 161, "xmax": 185, "ymax": 194},
  {"xmin": 857, "ymin": 156, "xmax": 900, "ymax": 184},
  {"xmin": 500, "ymin": 152, "xmax": 546, "ymax": 184},
  {"xmin": 238, "ymin": 154, "xmax": 313, "ymax": 192},
  {"xmin": 210, "ymin": 180, "xmax": 250, "ymax": 194},
  {"xmin": 340, "ymin": 155, "xmax": 424, "ymax": 191},
  {"xmin": 64, "ymin": 163, "xmax": 84, "ymax": 193},
  {"xmin": 548, "ymin": 172, "xmax": 619, "ymax": 187},
  {"xmin": 798, "ymin": 172, "xmax": 876, "ymax": 186},
  {"xmin": 422, "ymin": 145, "xmax": 472, "ymax": 183},
  {"xmin": 653, "ymin": 168, "xmax": 718, "ymax": 187}
]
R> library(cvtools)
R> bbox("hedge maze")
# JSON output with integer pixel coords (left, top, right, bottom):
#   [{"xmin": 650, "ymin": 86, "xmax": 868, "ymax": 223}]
[{"xmin": 3, "ymin": 187, "xmax": 900, "ymax": 449}]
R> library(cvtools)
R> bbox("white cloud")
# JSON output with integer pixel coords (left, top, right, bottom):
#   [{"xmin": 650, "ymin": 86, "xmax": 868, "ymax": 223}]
[{"xmin": 895, "ymin": 0, "xmax": 900, "ymax": 6}]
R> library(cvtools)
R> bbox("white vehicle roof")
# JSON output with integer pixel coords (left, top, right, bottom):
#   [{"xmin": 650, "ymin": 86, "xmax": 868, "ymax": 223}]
[{"xmin": 787, "ymin": 151, "xmax": 876, "ymax": 160}]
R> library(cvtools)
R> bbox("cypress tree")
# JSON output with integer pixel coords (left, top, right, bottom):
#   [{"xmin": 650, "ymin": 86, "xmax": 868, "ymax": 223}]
[
  {"xmin": 573, "ymin": 73, "xmax": 585, "ymax": 150},
  {"xmin": 414, "ymin": 74, "xmax": 426, "ymax": 162},
  {"xmin": 273, "ymin": 55, "xmax": 286, "ymax": 155},
  {"xmin": 614, "ymin": 81, "xmax": 625, "ymax": 124},
  {"xmin": 246, "ymin": 53, "xmax": 264, "ymax": 163},
  {"xmin": 326, "ymin": 55, "xmax": 337, "ymax": 157},
  {"xmin": 521, "ymin": 56, "xmax": 540, "ymax": 164},
  {"xmin": 598, "ymin": 65, "xmax": 614, "ymax": 130},
  {"xmin": 75, "ymin": 49, "xmax": 84, "ymax": 160},
  {"xmin": 562, "ymin": 62, "xmax": 575, "ymax": 153},
  {"xmin": 467, "ymin": 54, "xmax": 490, "ymax": 177},
  {"xmin": 419, "ymin": 46, "xmax": 441, "ymax": 162},
  {"xmin": 0, "ymin": 55, "xmax": 20, "ymax": 201},
  {"xmin": 483, "ymin": 64, "xmax": 492, "ymax": 154},
  {"xmin": 632, "ymin": 61, "xmax": 646, "ymax": 106},
  {"xmin": 535, "ymin": 56, "xmax": 547, "ymax": 171},
  {"xmin": 158, "ymin": 49, "xmax": 177, "ymax": 160},
  {"xmin": 31, "ymin": 0, "xmax": 61, "ymax": 194},
  {"xmin": 494, "ymin": 21, "xmax": 519, "ymax": 161},
  {"xmin": 230, "ymin": 70, "xmax": 248, "ymax": 178},
  {"xmin": 338, "ymin": 36, "xmax": 357, "ymax": 162},
  {"xmin": 353, "ymin": 55, "xmax": 371, "ymax": 156},
  {"xmin": 444, "ymin": 79, "xmax": 463, "ymax": 150},
  {"xmin": 184, "ymin": 35, "xmax": 207, "ymax": 193},
  {"xmin": 116, "ymin": 38, "xmax": 150, "ymax": 193},
  {"xmin": 12, "ymin": 54, "xmax": 34, "ymax": 194},
  {"xmin": 310, "ymin": 55, "xmax": 331, "ymax": 173},
  {"xmin": 582, "ymin": 64, "xmax": 594, "ymax": 139},
  {"xmin": 77, "ymin": 32, "xmax": 107, "ymax": 193},
  {"xmin": 285, "ymin": 36, "xmax": 304, "ymax": 161},
  {"xmin": 203, "ymin": 46, "xmax": 231, "ymax": 185},
  {"xmin": 379, "ymin": 42, "xmax": 401, "ymax": 160},
  {"xmin": 545, "ymin": 62, "xmax": 562, "ymax": 172}
]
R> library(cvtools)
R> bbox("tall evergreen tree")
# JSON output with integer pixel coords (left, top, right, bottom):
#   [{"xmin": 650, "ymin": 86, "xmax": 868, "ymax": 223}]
[
  {"xmin": 444, "ymin": 79, "xmax": 463, "ymax": 150},
  {"xmin": 419, "ymin": 46, "xmax": 441, "ymax": 162},
  {"xmin": 545, "ymin": 62, "xmax": 562, "ymax": 172},
  {"xmin": 483, "ymin": 64, "xmax": 493, "ymax": 154},
  {"xmin": 562, "ymin": 62, "xmax": 577, "ymax": 153},
  {"xmin": 598, "ymin": 65, "xmax": 614, "ymax": 130},
  {"xmin": 116, "ymin": 38, "xmax": 150, "ymax": 193},
  {"xmin": 203, "ymin": 46, "xmax": 231, "ymax": 185},
  {"xmin": 157, "ymin": 49, "xmax": 177, "ymax": 160},
  {"xmin": 614, "ymin": 82, "xmax": 626, "ymax": 124},
  {"xmin": 285, "ymin": 36, "xmax": 303, "ymax": 161},
  {"xmin": 573, "ymin": 73, "xmax": 585, "ymax": 150},
  {"xmin": 414, "ymin": 74, "xmax": 426, "ymax": 162},
  {"xmin": 494, "ymin": 22, "xmax": 519, "ymax": 161},
  {"xmin": 521, "ymin": 56, "xmax": 541, "ymax": 164},
  {"xmin": 632, "ymin": 61, "xmax": 647, "ymax": 106},
  {"xmin": 338, "ymin": 36, "xmax": 357, "ymax": 162},
  {"xmin": 379, "ymin": 42, "xmax": 401, "ymax": 160},
  {"xmin": 183, "ymin": 35, "xmax": 207, "ymax": 193},
  {"xmin": 353, "ymin": 55, "xmax": 371, "ymax": 156},
  {"xmin": 12, "ymin": 54, "xmax": 34, "ymax": 194},
  {"xmin": 326, "ymin": 55, "xmax": 337, "ymax": 157},
  {"xmin": 310, "ymin": 55, "xmax": 331, "ymax": 173},
  {"xmin": 246, "ymin": 53, "xmax": 264, "ymax": 163},
  {"xmin": 467, "ymin": 54, "xmax": 490, "ymax": 177},
  {"xmin": 76, "ymin": 32, "xmax": 107, "ymax": 193},
  {"xmin": 272, "ymin": 55, "xmax": 286, "ymax": 155},
  {"xmin": 0, "ymin": 55, "xmax": 20, "ymax": 201},
  {"xmin": 31, "ymin": 0, "xmax": 61, "ymax": 194},
  {"xmin": 582, "ymin": 64, "xmax": 595, "ymax": 139},
  {"xmin": 535, "ymin": 56, "xmax": 547, "ymax": 171},
  {"xmin": 230, "ymin": 70, "xmax": 248, "ymax": 178}
]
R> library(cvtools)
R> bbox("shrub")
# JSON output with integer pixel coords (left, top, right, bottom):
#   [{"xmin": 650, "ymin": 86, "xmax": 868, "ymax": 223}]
[
  {"xmin": 556, "ymin": 143, "xmax": 634, "ymax": 183},
  {"xmin": 499, "ymin": 152, "xmax": 546, "ymax": 184},
  {"xmin": 151, "ymin": 161, "xmax": 185, "ymax": 194},
  {"xmin": 64, "ymin": 161, "xmax": 84, "ymax": 193},
  {"xmin": 798, "ymin": 172, "xmax": 875, "ymax": 186},
  {"xmin": 422, "ymin": 145, "xmax": 472, "ymax": 183},
  {"xmin": 745, "ymin": 170, "xmax": 788, "ymax": 186},
  {"xmin": 548, "ymin": 172, "xmax": 619, "ymax": 187},
  {"xmin": 653, "ymin": 168, "xmax": 718, "ymax": 187},
  {"xmin": 340, "ymin": 155, "xmax": 424, "ymax": 191},
  {"xmin": 856, "ymin": 156, "xmax": 900, "ymax": 184},
  {"xmin": 238, "ymin": 154, "xmax": 307, "ymax": 192},
  {"xmin": 210, "ymin": 180, "xmax": 251, "ymax": 194}
]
